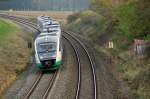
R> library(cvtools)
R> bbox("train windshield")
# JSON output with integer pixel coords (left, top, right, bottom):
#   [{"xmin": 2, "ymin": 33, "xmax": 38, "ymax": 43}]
[{"xmin": 37, "ymin": 42, "xmax": 57, "ymax": 53}]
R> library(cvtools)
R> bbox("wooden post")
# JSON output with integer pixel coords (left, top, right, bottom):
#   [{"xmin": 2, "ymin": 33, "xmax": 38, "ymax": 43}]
[
  {"xmin": 108, "ymin": 41, "xmax": 114, "ymax": 49},
  {"xmin": 134, "ymin": 39, "xmax": 149, "ymax": 58}
]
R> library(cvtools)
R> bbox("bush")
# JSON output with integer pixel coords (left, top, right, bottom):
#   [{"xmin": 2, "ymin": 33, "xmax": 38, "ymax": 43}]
[
  {"xmin": 137, "ymin": 0, "xmax": 150, "ymax": 38},
  {"xmin": 115, "ymin": 2, "xmax": 145, "ymax": 39},
  {"xmin": 80, "ymin": 11, "xmax": 106, "ymax": 30},
  {"xmin": 67, "ymin": 11, "xmax": 110, "ymax": 40},
  {"xmin": 67, "ymin": 13, "xmax": 81, "ymax": 24}
]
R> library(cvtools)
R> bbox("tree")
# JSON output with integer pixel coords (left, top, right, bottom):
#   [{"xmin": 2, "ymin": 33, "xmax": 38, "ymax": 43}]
[{"xmin": 137, "ymin": 0, "xmax": 150, "ymax": 39}]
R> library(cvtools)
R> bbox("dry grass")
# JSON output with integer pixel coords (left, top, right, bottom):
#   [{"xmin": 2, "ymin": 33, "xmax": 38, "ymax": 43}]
[
  {"xmin": 1, "ymin": 11, "xmax": 73, "ymax": 24},
  {"xmin": 106, "ymin": 48, "xmax": 150, "ymax": 99},
  {"xmin": 0, "ymin": 18, "xmax": 32, "ymax": 97}
]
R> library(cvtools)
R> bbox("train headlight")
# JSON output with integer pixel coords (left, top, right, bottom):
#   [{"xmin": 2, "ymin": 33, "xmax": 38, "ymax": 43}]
[
  {"xmin": 51, "ymin": 54, "xmax": 56, "ymax": 58},
  {"xmin": 39, "ymin": 56, "xmax": 44, "ymax": 59},
  {"xmin": 51, "ymin": 52, "xmax": 56, "ymax": 58}
]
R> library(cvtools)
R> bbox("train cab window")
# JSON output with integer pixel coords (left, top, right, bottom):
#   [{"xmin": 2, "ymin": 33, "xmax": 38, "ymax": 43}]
[{"xmin": 37, "ymin": 42, "xmax": 57, "ymax": 53}]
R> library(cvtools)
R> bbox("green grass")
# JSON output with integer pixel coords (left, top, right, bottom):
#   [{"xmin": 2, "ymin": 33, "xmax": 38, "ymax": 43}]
[
  {"xmin": 0, "ymin": 18, "xmax": 32, "ymax": 98},
  {"xmin": 0, "ymin": 18, "xmax": 18, "ymax": 40}
]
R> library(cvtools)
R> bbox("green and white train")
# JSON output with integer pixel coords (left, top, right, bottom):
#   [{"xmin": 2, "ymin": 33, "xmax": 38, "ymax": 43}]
[{"xmin": 34, "ymin": 16, "xmax": 62, "ymax": 70}]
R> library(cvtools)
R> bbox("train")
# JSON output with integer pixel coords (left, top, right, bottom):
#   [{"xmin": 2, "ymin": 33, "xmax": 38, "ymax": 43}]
[
  {"xmin": 37, "ymin": 15, "xmax": 60, "ymax": 32},
  {"xmin": 34, "ymin": 16, "xmax": 62, "ymax": 70}
]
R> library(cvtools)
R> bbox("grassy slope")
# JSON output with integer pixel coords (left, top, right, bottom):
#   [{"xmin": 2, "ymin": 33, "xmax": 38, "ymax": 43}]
[
  {"xmin": 66, "ymin": 11, "xmax": 107, "ymax": 40},
  {"xmin": 0, "ymin": 19, "xmax": 13, "ymax": 39},
  {"xmin": 0, "ymin": 18, "xmax": 32, "ymax": 98}
]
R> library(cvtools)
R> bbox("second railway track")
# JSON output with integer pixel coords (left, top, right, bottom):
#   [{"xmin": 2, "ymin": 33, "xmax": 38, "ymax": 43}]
[{"xmin": 63, "ymin": 32, "xmax": 97, "ymax": 99}]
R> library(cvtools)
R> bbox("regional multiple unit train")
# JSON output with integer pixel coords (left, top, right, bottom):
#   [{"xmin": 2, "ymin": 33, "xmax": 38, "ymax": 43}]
[{"xmin": 34, "ymin": 16, "xmax": 62, "ymax": 70}]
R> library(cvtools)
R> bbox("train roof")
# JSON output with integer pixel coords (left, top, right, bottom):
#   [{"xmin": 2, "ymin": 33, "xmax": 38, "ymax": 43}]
[
  {"xmin": 36, "ymin": 34, "xmax": 58, "ymax": 44},
  {"xmin": 52, "ymin": 20, "xmax": 59, "ymax": 23},
  {"xmin": 48, "ymin": 28, "xmax": 60, "ymax": 32},
  {"xmin": 41, "ymin": 21, "xmax": 60, "ymax": 28},
  {"xmin": 44, "ymin": 24, "xmax": 60, "ymax": 29},
  {"xmin": 42, "ymin": 29, "xmax": 60, "ymax": 33},
  {"xmin": 41, "ymin": 29, "xmax": 61, "ymax": 35},
  {"xmin": 40, "ymin": 18, "xmax": 52, "ymax": 22},
  {"xmin": 42, "ymin": 22, "xmax": 51, "ymax": 26},
  {"xmin": 37, "ymin": 16, "xmax": 53, "ymax": 20},
  {"xmin": 40, "ymin": 32, "xmax": 58, "ymax": 36}
]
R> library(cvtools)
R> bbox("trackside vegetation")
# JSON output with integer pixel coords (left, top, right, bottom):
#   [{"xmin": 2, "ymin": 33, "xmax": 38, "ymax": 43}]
[
  {"xmin": 0, "ymin": 18, "xmax": 32, "ymax": 98},
  {"xmin": 66, "ymin": 0, "xmax": 150, "ymax": 99}
]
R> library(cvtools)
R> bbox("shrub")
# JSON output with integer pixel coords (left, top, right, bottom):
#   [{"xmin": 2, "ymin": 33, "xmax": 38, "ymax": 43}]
[
  {"xmin": 115, "ymin": 2, "xmax": 145, "ymax": 40},
  {"xmin": 67, "ymin": 12, "xmax": 81, "ymax": 24}
]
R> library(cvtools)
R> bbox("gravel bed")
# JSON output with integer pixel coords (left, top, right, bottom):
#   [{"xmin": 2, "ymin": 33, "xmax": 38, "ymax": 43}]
[
  {"xmin": 4, "ymin": 61, "xmax": 39, "ymax": 99},
  {"xmin": 47, "ymin": 39, "xmax": 78, "ymax": 99},
  {"xmin": 29, "ymin": 73, "xmax": 53, "ymax": 99}
]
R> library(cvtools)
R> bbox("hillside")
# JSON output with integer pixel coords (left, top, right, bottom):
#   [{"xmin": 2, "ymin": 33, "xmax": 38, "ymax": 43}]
[{"xmin": 66, "ymin": 0, "xmax": 150, "ymax": 99}]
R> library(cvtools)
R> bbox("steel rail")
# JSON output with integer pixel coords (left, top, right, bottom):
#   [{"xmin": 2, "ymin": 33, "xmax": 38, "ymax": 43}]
[
  {"xmin": 42, "ymin": 71, "xmax": 58, "ymax": 99},
  {"xmin": 63, "ymin": 36, "xmax": 81, "ymax": 99},
  {"xmin": 23, "ymin": 72, "xmax": 43, "ymax": 99},
  {"xmin": 63, "ymin": 31, "xmax": 97, "ymax": 99}
]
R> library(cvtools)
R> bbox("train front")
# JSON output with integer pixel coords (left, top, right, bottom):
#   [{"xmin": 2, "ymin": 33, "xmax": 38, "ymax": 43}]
[{"xmin": 35, "ymin": 36, "xmax": 61, "ymax": 70}]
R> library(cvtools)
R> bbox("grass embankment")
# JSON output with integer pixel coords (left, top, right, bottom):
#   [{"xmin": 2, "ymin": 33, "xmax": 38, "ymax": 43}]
[
  {"xmin": 0, "ymin": 18, "xmax": 32, "ymax": 97},
  {"xmin": 66, "ymin": 11, "xmax": 111, "ymax": 41},
  {"xmin": 66, "ymin": 1, "xmax": 150, "ymax": 98}
]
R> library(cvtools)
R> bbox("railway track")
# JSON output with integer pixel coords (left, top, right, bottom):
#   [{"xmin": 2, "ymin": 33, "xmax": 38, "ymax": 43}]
[
  {"xmin": 0, "ymin": 14, "xmax": 97, "ymax": 99},
  {"xmin": 23, "ymin": 71, "xmax": 43, "ymax": 99},
  {"xmin": 23, "ymin": 71, "xmax": 58, "ymax": 99},
  {"xmin": 63, "ymin": 33, "xmax": 97, "ymax": 99}
]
